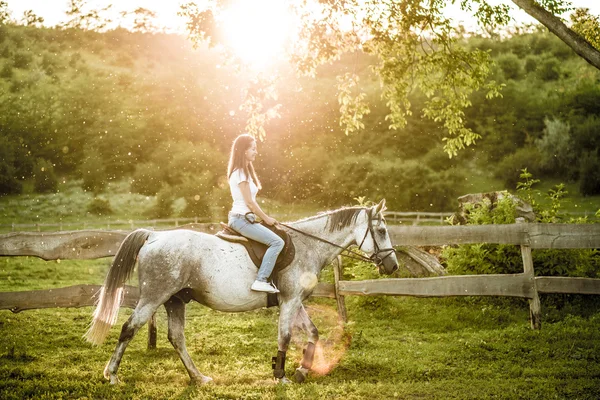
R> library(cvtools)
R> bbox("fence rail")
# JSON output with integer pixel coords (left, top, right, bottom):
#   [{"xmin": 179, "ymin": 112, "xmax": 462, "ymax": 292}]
[
  {"xmin": 2, "ymin": 211, "xmax": 598, "ymax": 233},
  {"xmin": 1, "ymin": 222, "xmax": 600, "ymax": 344}
]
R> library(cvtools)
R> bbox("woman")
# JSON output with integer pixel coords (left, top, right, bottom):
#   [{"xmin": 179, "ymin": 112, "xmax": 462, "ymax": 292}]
[{"xmin": 227, "ymin": 134, "xmax": 284, "ymax": 294}]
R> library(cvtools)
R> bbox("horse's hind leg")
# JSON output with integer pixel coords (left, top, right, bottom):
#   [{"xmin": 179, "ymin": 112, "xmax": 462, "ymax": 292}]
[
  {"xmin": 164, "ymin": 296, "xmax": 212, "ymax": 385},
  {"xmin": 104, "ymin": 297, "xmax": 168, "ymax": 384},
  {"xmin": 293, "ymin": 305, "xmax": 319, "ymax": 383}
]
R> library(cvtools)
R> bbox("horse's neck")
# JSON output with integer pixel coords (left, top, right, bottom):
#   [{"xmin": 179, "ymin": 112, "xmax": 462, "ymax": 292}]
[{"xmin": 290, "ymin": 214, "xmax": 359, "ymax": 272}]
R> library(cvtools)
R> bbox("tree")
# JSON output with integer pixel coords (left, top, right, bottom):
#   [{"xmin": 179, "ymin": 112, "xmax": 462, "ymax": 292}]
[
  {"xmin": 181, "ymin": 0, "xmax": 600, "ymax": 156},
  {"xmin": 63, "ymin": 0, "xmax": 112, "ymax": 31},
  {"xmin": 0, "ymin": 1, "xmax": 12, "ymax": 25},
  {"xmin": 21, "ymin": 10, "xmax": 44, "ymax": 27}
]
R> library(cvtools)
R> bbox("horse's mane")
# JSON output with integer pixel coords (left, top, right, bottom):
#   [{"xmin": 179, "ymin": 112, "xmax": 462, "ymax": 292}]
[{"xmin": 291, "ymin": 206, "xmax": 366, "ymax": 233}]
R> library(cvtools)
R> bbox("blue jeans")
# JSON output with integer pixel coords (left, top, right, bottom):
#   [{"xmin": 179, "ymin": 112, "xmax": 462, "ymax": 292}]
[{"xmin": 228, "ymin": 212, "xmax": 285, "ymax": 282}]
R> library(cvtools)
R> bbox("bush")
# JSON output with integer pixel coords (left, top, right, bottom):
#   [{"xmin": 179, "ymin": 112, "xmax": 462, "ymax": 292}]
[
  {"xmin": 496, "ymin": 53, "xmax": 522, "ymax": 80},
  {"xmin": 494, "ymin": 147, "xmax": 543, "ymax": 189},
  {"xmin": 86, "ymin": 197, "xmax": 113, "ymax": 216},
  {"xmin": 524, "ymin": 56, "xmax": 538, "ymax": 73},
  {"xmin": 176, "ymin": 172, "xmax": 213, "ymax": 218},
  {"xmin": 145, "ymin": 184, "xmax": 174, "ymax": 219},
  {"xmin": 535, "ymin": 118, "xmax": 576, "ymax": 177},
  {"xmin": 579, "ymin": 151, "xmax": 600, "ymax": 196},
  {"xmin": 130, "ymin": 162, "xmax": 165, "ymax": 196},
  {"xmin": 537, "ymin": 58, "xmax": 560, "ymax": 81},
  {"xmin": 12, "ymin": 50, "xmax": 33, "ymax": 69},
  {"xmin": 33, "ymin": 159, "xmax": 58, "ymax": 194},
  {"xmin": 79, "ymin": 149, "xmax": 107, "ymax": 195},
  {"xmin": 323, "ymin": 155, "xmax": 465, "ymax": 211},
  {"xmin": 0, "ymin": 61, "xmax": 13, "ymax": 78},
  {"xmin": 443, "ymin": 172, "xmax": 600, "ymax": 279},
  {"xmin": 0, "ymin": 135, "xmax": 23, "ymax": 195}
]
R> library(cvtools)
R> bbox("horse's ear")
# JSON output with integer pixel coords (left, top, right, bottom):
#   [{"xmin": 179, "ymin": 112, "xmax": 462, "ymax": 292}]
[{"xmin": 375, "ymin": 199, "xmax": 387, "ymax": 215}]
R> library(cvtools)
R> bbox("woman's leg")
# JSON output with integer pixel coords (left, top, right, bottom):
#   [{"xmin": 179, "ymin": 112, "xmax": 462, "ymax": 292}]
[{"xmin": 229, "ymin": 217, "xmax": 284, "ymax": 281}]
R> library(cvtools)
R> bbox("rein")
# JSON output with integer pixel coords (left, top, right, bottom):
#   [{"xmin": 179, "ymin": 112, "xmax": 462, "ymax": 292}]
[{"xmin": 276, "ymin": 208, "xmax": 396, "ymax": 267}]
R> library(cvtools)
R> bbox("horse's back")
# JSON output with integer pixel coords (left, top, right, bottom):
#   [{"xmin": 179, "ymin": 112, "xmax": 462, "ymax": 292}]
[{"xmin": 137, "ymin": 229, "xmax": 267, "ymax": 312}]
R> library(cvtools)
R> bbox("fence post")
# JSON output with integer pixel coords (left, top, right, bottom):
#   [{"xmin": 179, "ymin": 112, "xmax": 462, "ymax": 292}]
[
  {"xmin": 333, "ymin": 255, "xmax": 347, "ymax": 323},
  {"xmin": 148, "ymin": 312, "xmax": 157, "ymax": 349},
  {"xmin": 518, "ymin": 219, "xmax": 541, "ymax": 329}
]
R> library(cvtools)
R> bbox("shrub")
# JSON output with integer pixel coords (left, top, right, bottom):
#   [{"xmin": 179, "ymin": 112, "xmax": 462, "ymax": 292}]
[
  {"xmin": 145, "ymin": 184, "xmax": 174, "ymax": 219},
  {"xmin": 524, "ymin": 56, "xmax": 538, "ymax": 73},
  {"xmin": 537, "ymin": 58, "xmax": 560, "ymax": 81},
  {"xmin": 0, "ymin": 136, "xmax": 22, "ymax": 195},
  {"xmin": 86, "ymin": 197, "xmax": 113, "ymax": 216},
  {"xmin": 494, "ymin": 147, "xmax": 543, "ymax": 189},
  {"xmin": 79, "ymin": 149, "xmax": 107, "ymax": 195},
  {"xmin": 0, "ymin": 61, "xmax": 12, "ymax": 78},
  {"xmin": 130, "ymin": 162, "xmax": 165, "ymax": 196},
  {"xmin": 12, "ymin": 50, "xmax": 33, "ymax": 69},
  {"xmin": 443, "ymin": 172, "xmax": 600, "ymax": 279},
  {"xmin": 33, "ymin": 158, "xmax": 58, "ymax": 194},
  {"xmin": 579, "ymin": 151, "xmax": 600, "ymax": 196},
  {"xmin": 496, "ymin": 53, "xmax": 522, "ymax": 80},
  {"xmin": 535, "ymin": 118, "xmax": 576, "ymax": 178},
  {"xmin": 571, "ymin": 116, "xmax": 600, "ymax": 152},
  {"xmin": 176, "ymin": 172, "xmax": 213, "ymax": 218}
]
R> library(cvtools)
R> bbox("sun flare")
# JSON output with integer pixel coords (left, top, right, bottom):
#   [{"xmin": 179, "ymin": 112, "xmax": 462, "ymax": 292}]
[{"xmin": 220, "ymin": 0, "xmax": 295, "ymax": 69}]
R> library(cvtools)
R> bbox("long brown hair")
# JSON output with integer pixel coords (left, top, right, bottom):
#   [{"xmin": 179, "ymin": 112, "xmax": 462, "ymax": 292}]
[{"xmin": 227, "ymin": 134, "xmax": 262, "ymax": 189}]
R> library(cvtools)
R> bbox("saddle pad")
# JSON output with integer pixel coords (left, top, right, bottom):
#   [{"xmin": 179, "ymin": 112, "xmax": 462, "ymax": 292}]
[{"xmin": 215, "ymin": 222, "xmax": 295, "ymax": 274}]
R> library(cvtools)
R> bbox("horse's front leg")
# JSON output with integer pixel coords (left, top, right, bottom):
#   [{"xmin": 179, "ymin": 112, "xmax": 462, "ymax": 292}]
[
  {"xmin": 293, "ymin": 304, "xmax": 318, "ymax": 383},
  {"xmin": 274, "ymin": 299, "xmax": 301, "ymax": 384}
]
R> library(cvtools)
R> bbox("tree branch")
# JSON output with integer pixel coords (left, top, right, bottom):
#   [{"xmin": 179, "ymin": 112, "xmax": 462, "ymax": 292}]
[{"xmin": 511, "ymin": 0, "xmax": 600, "ymax": 70}]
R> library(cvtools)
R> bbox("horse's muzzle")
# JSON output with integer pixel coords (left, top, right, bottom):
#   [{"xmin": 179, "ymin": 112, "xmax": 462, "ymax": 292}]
[{"xmin": 378, "ymin": 263, "xmax": 398, "ymax": 275}]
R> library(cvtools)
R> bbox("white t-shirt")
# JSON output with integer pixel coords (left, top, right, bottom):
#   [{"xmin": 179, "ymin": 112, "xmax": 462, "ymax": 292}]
[{"xmin": 229, "ymin": 168, "xmax": 258, "ymax": 215}]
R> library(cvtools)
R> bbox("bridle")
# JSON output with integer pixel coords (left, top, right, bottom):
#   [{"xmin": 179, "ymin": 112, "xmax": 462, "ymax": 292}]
[{"xmin": 275, "ymin": 208, "xmax": 396, "ymax": 268}]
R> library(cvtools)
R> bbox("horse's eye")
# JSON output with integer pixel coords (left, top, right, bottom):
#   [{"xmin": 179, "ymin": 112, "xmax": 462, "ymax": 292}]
[{"xmin": 378, "ymin": 228, "xmax": 386, "ymax": 235}]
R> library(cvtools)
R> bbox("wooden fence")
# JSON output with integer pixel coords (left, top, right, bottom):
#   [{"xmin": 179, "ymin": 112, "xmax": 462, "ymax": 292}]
[
  {"xmin": 3, "ymin": 211, "xmax": 597, "ymax": 233},
  {"xmin": 1, "ymin": 222, "xmax": 599, "ymax": 348}
]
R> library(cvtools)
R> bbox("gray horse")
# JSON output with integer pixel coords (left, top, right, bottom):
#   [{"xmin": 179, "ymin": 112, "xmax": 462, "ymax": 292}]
[{"xmin": 85, "ymin": 199, "xmax": 398, "ymax": 384}]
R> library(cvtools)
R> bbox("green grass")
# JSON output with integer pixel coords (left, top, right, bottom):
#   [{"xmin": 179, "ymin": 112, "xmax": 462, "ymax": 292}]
[{"xmin": 1, "ymin": 257, "xmax": 600, "ymax": 399}]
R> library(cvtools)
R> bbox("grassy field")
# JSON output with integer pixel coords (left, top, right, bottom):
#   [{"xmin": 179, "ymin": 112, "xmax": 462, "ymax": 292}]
[{"xmin": 1, "ymin": 257, "xmax": 600, "ymax": 399}]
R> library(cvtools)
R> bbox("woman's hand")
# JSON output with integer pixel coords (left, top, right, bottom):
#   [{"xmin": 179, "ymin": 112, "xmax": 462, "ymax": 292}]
[{"xmin": 263, "ymin": 216, "xmax": 278, "ymax": 226}]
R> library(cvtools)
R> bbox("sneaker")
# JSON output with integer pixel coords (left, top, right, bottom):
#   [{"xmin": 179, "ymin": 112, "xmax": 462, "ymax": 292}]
[{"xmin": 251, "ymin": 280, "xmax": 280, "ymax": 293}]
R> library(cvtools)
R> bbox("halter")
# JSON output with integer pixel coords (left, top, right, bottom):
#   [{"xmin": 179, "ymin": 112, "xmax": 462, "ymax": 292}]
[
  {"xmin": 356, "ymin": 208, "xmax": 396, "ymax": 266},
  {"xmin": 278, "ymin": 208, "xmax": 396, "ymax": 267}
]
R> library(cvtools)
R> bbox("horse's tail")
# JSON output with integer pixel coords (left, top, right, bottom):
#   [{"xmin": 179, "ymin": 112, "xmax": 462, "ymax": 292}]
[{"xmin": 85, "ymin": 229, "xmax": 151, "ymax": 346}]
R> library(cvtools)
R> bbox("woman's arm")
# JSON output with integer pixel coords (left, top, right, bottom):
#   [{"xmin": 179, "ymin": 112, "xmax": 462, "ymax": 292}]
[{"xmin": 239, "ymin": 181, "xmax": 277, "ymax": 225}]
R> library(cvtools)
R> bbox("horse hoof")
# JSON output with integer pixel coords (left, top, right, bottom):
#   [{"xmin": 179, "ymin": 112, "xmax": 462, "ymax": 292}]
[
  {"xmin": 294, "ymin": 367, "xmax": 309, "ymax": 383},
  {"xmin": 103, "ymin": 365, "xmax": 120, "ymax": 384},
  {"xmin": 278, "ymin": 376, "xmax": 292, "ymax": 385},
  {"xmin": 192, "ymin": 375, "xmax": 213, "ymax": 385}
]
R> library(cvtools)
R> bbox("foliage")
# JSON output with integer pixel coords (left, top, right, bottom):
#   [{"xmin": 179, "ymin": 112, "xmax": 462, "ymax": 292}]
[
  {"xmin": 571, "ymin": 7, "xmax": 600, "ymax": 49},
  {"xmin": 0, "ymin": 135, "xmax": 22, "ymax": 195},
  {"xmin": 176, "ymin": 172, "xmax": 213, "ymax": 218},
  {"xmin": 496, "ymin": 53, "xmax": 523, "ymax": 80},
  {"xmin": 443, "ymin": 171, "xmax": 600, "ymax": 279},
  {"xmin": 144, "ymin": 184, "xmax": 174, "ymax": 219},
  {"xmin": 535, "ymin": 118, "xmax": 576, "ymax": 177},
  {"xmin": 33, "ymin": 158, "xmax": 58, "ymax": 194},
  {"xmin": 78, "ymin": 148, "xmax": 107, "ymax": 195},
  {"xmin": 579, "ymin": 151, "xmax": 600, "ymax": 196},
  {"xmin": 537, "ymin": 58, "xmax": 561, "ymax": 81},
  {"xmin": 86, "ymin": 197, "xmax": 112, "ymax": 216},
  {"xmin": 0, "ymin": 23, "xmax": 599, "ymax": 204},
  {"xmin": 130, "ymin": 162, "xmax": 164, "ymax": 196},
  {"xmin": 323, "ymin": 155, "xmax": 465, "ymax": 211},
  {"xmin": 495, "ymin": 148, "xmax": 543, "ymax": 189}
]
